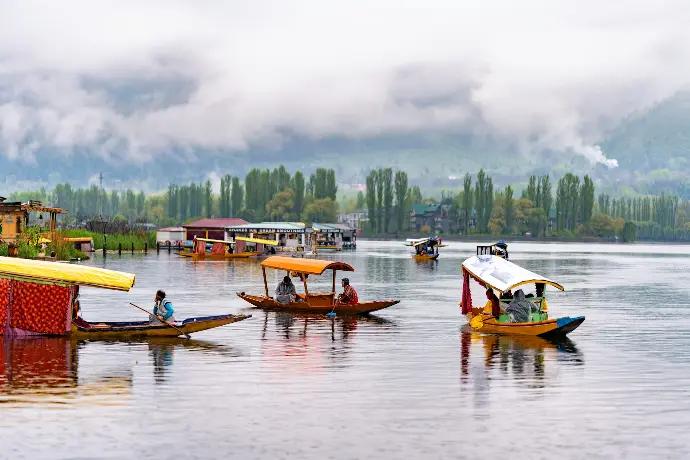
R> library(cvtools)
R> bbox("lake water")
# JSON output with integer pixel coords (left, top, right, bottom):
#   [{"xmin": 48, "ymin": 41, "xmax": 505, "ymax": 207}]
[{"xmin": 1, "ymin": 241, "xmax": 690, "ymax": 459}]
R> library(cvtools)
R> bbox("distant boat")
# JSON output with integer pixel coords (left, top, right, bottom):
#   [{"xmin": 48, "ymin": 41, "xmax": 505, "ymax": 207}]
[{"xmin": 405, "ymin": 236, "xmax": 447, "ymax": 260}]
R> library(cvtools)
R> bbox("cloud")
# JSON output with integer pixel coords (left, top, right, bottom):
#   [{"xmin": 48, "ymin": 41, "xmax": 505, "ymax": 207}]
[{"xmin": 1, "ymin": 0, "xmax": 690, "ymax": 169}]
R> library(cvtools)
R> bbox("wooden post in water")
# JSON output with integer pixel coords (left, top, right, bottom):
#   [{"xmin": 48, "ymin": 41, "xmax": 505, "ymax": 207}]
[
  {"xmin": 144, "ymin": 242, "xmax": 148, "ymax": 253},
  {"xmin": 118, "ymin": 243, "xmax": 122, "ymax": 255},
  {"xmin": 156, "ymin": 242, "xmax": 160, "ymax": 253},
  {"xmin": 131, "ymin": 242, "xmax": 134, "ymax": 254}
]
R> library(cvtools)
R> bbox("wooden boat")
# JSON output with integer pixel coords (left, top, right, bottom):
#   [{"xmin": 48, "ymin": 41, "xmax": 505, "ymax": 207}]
[
  {"xmin": 477, "ymin": 240, "xmax": 509, "ymax": 259},
  {"xmin": 71, "ymin": 314, "xmax": 249, "ymax": 339},
  {"xmin": 237, "ymin": 256, "xmax": 400, "ymax": 315},
  {"xmin": 178, "ymin": 237, "xmax": 262, "ymax": 260},
  {"xmin": 459, "ymin": 252, "xmax": 584, "ymax": 338},
  {"xmin": 0, "ymin": 257, "xmax": 250, "ymax": 338},
  {"xmin": 405, "ymin": 237, "xmax": 446, "ymax": 260}
]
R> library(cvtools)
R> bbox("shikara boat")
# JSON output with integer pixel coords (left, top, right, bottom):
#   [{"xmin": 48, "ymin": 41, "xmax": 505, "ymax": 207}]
[
  {"xmin": 459, "ymin": 252, "xmax": 584, "ymax": 338},
  {"xmin": 477, "ymin": 240, "xmax": 509, "ymax": 259},
  {"xmin": 71, "ymin": 314, "xmax": 247, "ymax": 339},
  {"xmin": 405, "ymin": 237, "xmax": 446, "ymax": 260},
  {"xmin": 0, "ymin": 257, "xmax": 250, "ymax": 339},
  {"xmin": 178, "ymin": 237, "xmax": 268, "ymax": 260},
  {"xmin": 237, "ymin": 256, "xmax": 400, "ymax": 315}
]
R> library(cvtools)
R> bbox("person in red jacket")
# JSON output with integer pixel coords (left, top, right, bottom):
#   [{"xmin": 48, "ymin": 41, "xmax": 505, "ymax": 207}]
[{"xmin": 336, "ymin": 278, "xmax": 359, "ymax": 305}]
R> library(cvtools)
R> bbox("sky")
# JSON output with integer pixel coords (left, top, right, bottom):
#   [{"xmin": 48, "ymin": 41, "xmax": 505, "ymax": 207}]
[{"xmin": 1, "ymin": 0, "xmax": 690, "ymax": 168}]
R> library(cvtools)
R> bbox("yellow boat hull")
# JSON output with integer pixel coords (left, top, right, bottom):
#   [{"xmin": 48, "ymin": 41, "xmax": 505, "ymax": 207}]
[
  {"xmin": 466, "ymin": 313, "xmax": 584, "ymax": 338},
  {"xmin": 70, "ymin": 314, "xmax": 251, "ymax": 339},
  {"xmin": 413, "ymin": 254, "xmax": 439, "ymax": 261}
]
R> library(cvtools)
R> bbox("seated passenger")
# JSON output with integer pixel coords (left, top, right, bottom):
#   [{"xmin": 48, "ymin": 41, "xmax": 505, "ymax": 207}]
[
  {"xmin": 275, "ymin": 276, "xmax": 297, "ymax": 303},
  {"xmin": 71, "ymin": 287, "xmax": 90, "ymax": 328},
  {"xmin": 336, "ymin": 278, "xmax": 359, "ymax": 305},
  {"xmin": 505, "ymin": 289, "xmax": 537, "ymax": 323}
]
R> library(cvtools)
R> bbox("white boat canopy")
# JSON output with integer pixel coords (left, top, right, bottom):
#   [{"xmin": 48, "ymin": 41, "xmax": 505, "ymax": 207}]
[{"xmin": 461, "ymin": 255, "xmax": 564, "ymax": 293}]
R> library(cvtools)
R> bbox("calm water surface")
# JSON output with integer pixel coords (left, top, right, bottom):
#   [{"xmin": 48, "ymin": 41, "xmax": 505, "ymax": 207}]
[{"xmin": 1, "ymin": 241, "xmax": 689, "ymax": 459}]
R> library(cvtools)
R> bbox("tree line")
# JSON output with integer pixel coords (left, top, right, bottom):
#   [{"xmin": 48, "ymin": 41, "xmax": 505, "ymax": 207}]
[
  {"xmin": 8, "ymin": 166, "xmax": 341, "ymax": 227},
  {"xmin": 9, "ymin": 166, "xmax": 690, "ymax": 242}
]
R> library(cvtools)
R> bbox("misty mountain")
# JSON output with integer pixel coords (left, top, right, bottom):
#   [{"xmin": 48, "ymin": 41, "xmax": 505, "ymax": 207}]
[{"xmin": 3, "ymin": 91, "xmax": 690, "ymax": 195}]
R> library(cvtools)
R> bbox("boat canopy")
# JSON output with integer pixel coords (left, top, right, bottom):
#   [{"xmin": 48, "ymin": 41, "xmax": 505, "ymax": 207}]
[
  {"xmin": 260, "ymin": 256, "xmax": 354, "ymax": 275},
  {"xmin": 405, "ymin": 238, "xmax": 429, "ymax": 247},
  {"xmin": 461, "ymin": 255, "xmax": 564, "ymax": 292},
  {"xmin": 235, "ymin": 236, "xmax": 279, "ymax": 246},
  {"xmin": 195, "ymin": 237, "xmax": 232, "ymax": 244},
  {"xmin": 0, "ymin": 257, "xmax": 136, "ymax": 291}
]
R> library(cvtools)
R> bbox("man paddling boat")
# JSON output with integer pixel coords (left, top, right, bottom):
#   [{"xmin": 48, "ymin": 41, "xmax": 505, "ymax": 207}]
[{"xmin": 150, "ymin": 290, "xmax": 176, "ymax": 324}]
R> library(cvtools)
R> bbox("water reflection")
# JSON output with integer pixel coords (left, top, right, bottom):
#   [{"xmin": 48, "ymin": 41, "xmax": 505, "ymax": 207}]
[
  {"xmin": 0, "ymin": 337, "xmax": 243, "ymax": 404},
  {"xmin": 0, "ymin": 337, "xmax": 131, "ymax": 405},
  {"xmin": 145, "ymin": 338, "xmax": 243, "ymax": 384},
  {"xmin": 460, "ymin": 328, "xmax": 584, "ymax": 389},
  {"xmin": 260, "ymin": 312, "xmax": 396, "ymax": 372}
]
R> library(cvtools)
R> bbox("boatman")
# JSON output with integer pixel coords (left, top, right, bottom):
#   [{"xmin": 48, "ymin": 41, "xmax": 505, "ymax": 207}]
[
  {"xmin": 151, "ymin": 290, "xmax": 176, "ymax": 324},
  {"xmin": 336, "ymin": 278, "xmax": 359, "ymax": 305},
  {"xmin": 494, "ymin": 240, "xmax": 509, "ymax": 259}
]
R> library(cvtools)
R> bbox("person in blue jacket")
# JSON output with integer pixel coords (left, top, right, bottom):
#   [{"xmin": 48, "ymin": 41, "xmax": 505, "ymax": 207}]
[{"xmin": 150, "ymin": 290, "xmax": 176, "ymax": 324}]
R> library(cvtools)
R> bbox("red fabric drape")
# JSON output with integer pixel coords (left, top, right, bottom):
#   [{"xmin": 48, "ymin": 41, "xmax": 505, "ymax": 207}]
[
  {"xmin": 0, "ymin": 278, "xmax": 9, "ymax": 335},
  {"xmin": 210, "ymin": 242, "xmax": 226, "ymax": 255},
  {"xmin": 461, "ymin": 269, "xmax": 472, "ymax": 315},
  {"xmin": 8, "ymin": 281, "xmax": 71, "ymax": 335}
]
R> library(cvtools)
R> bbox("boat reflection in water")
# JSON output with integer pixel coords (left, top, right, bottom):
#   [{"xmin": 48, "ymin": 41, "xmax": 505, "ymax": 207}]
[
  {"xmin": 460, "ymin": 326, "xmax": 584, "ymax": 389},
  {"xmin": 260, "ymin": 312, "xmax": 397, "ymax": 373},
  {"xmin": 0, "ymin": 337, "xmax": 132, "ymax": 406},
  {"xmin": 0, "ymin": 337, "xmax": 243, "ymax": 404},
  {"xmin": 145, "ymin": 337, "xmax": 243, "ymax": 384}
]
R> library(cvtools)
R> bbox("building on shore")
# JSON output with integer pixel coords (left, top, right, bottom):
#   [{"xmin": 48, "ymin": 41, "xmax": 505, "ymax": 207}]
[
  {"xmin": 183, "ymin": 218, "xmax": 248, "ymax": 241},
  {"xmin": 337, "ymin": 210, "xmax": 368, "ymax": 230},
  {"xmin": 313, "ymin": 223, "xmax": 357, "ymax": 249},
  {"xmin": 156, "ymin": 227, "xmax": 185, "ymax": 244},
  {"xmin": 225, "ymin": 222, "xmax": 313, "ymax": 253},
  {"xmin": 409, "ymin": 204, "xmax": 450, "ymax": 233},
  {"xmin": 0, "ymin": 198, "xmax": 67, "ymax": 242}
]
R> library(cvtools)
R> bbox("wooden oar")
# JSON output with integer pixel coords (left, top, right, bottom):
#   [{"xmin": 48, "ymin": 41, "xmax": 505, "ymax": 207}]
[
  {"xmin": 129, "ymin": 302, "xmax": 191, "ymax": 339},
  {"xmin": 469, "ymin": 314, "xmax": 499, "ymax": 329}
]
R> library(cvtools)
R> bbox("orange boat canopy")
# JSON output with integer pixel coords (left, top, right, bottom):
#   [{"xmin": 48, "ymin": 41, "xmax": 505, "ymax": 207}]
[{"xmin": 260, "ymin": 256, "xmax": 354, "ymax": 275}]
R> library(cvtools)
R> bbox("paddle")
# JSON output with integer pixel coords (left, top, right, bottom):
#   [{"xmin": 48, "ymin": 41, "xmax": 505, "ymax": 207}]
[
  {"xmin": 469, "ymin": 314, "xmax": 498, "ymax": 329},
  {"xmin": 129, "ymin": 302, "xmax": 191, "ymax": 339}
]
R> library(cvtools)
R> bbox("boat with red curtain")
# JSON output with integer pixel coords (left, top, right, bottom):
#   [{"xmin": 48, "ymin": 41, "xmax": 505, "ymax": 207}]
[
  {"xmin": 0, "ymin": 257, "xmax": 250, "ymax": 339},
  {"xmin": 237, "ymin": 256, "xmax": 400, "ymax": 315},
  {"xmin": 178, "ymin": 237, "xmax": 260, "ymax": 259},
  {"xmin": 459, "ymin": 251, "xmax": 584, "ymax": 338}
]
